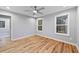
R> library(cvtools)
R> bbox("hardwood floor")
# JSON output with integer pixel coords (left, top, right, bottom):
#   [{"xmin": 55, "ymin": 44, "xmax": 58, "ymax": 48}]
[{"xmin": 0, "ymin": 35, "xmax": 78, "ymax": 53}]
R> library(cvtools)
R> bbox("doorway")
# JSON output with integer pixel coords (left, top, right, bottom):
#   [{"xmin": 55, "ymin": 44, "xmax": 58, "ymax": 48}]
[{"xmin": 0, "ymin": 14, "xmax": 11, "ymax": 47}]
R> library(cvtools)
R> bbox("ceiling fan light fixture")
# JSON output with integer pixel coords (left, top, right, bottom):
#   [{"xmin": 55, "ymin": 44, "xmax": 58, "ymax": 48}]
[{"xmin": 33, "ymin": 10, "xmax": 37, "ymax": 14}]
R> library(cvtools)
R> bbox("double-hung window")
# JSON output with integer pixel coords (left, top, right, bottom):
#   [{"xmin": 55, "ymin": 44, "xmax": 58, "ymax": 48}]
[
  {"xmin": 55, "ymin": 13, "xmax": 69, "ymax": 36},
  {"xmin": 37, "ymin": 18, "xmax": 43, "ymax": 31}
]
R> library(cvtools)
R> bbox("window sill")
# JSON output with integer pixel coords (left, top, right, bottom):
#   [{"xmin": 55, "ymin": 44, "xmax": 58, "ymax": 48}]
[{"xmin": 55, "ymin": 33, "xmax": 70, "ymax": 37}]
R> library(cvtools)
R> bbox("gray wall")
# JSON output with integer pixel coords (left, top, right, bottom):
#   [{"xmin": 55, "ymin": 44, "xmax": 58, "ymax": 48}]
[
  {"xmin": 36, "ymin": 7, "xmax": 77, "ymax": 44},
  {"xmin": 11, "ymin": 14, "xmax": 35, "ymax": 40},
  {"xmin": 0, "ymin": 16, "xmax": 10, "ymax": 37},
  {"xmin": 0, "ymin": 10, "xmax": 35, "ymax": 40},
  {"xmin": 0, "ymin": 7, "xmax": 78, "ymax": 45},
  {"xmin": 77, "ymin": 7, "xmax": 79, "ymax": 47}
]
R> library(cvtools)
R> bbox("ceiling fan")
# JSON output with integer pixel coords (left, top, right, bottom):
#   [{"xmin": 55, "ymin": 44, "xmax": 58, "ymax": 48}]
[{"xmin": 24, "ymin": 6, "xmax": 45, "ymax": 17}]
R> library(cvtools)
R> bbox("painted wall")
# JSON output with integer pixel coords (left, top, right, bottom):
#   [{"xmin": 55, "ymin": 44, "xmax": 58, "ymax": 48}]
[
  {"xmin": 36, "ymin": 7, "xmax": 77, "ymax": 44},
  {"xmin": 0, "ymin": 10, "xmax": 35, "ymax": 40},
  {"xmin": 0, "ymin": 7, "xmax": 78, "ymax": 45},
  {"xmin": 77, "ymin": 7, "xmax": 79, "ymax": 47},
  {"xmin": 11, "ymin": 14, "xmax": 35, "ymax": 40},
  {"xmin": 0, "ymin": 16, "xmax": 10, "ymax": 38}
]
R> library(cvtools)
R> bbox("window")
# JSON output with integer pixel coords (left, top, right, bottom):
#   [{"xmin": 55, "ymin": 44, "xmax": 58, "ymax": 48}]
[
  {"xmin": 0, "ymin": 21, "xmax": 5, "ymax": 28},
  {"xmin": 55, "ymin": 13, "xmax": 69, "ymax": 36},
  {"xmin": 37, "ymin": 19, "xmax": 43, "ymax": 31}
]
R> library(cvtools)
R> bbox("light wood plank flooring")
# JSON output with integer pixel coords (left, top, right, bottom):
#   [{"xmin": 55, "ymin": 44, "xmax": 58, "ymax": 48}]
[{"xmin": 0, "ymin": 35, "xmax": 78, "ymax": 53}]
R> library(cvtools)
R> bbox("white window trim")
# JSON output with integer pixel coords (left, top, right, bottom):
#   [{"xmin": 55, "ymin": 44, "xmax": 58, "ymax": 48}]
[
  {"xmin": 55, "ymin": 13, "xmax": 70, "ymax": 36},
  {"xmin": 36, "ymin": 18, "xmax": 43, "ymax": 32}
]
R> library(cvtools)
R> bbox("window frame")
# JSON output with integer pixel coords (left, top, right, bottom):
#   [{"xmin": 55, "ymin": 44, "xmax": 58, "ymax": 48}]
[
  {"xmin": 0, "ymin": 21, "xmax": 5, "ymax": 28},
  {"xmin": 37, "ymin": 18, "xmax": 43, "ymax": 31},
  {"xmin": 55, "ymin": 13, "xmax": 70, "ymax": 36}
]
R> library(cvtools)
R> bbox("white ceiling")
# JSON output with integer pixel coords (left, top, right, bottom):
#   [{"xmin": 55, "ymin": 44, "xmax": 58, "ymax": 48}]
[{"xmin": 0, "ymin": 6, "xmax": 75, "ymax": 17}]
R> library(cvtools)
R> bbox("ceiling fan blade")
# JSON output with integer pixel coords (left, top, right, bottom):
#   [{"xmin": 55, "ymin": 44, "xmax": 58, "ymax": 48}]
[
  {"xmin": 24, "ymin": 10, "xmax": 33, "ymax": 12},
  {"xmin": 38, "ymin": 11, "xmax": 43, "ymax": 15},
  {"xmin": 38, "ymin": 7, "xmax": 45, "ymax": 11}
]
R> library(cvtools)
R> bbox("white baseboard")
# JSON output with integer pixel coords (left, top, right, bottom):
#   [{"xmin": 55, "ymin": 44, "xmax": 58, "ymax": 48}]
[
  {"xmin": 11, "ymin": 34, "xmax": 34, "ymax": 41},
  {"xmin": 36, "ymin": 34, "xmax": 79, "ymax": 52}
]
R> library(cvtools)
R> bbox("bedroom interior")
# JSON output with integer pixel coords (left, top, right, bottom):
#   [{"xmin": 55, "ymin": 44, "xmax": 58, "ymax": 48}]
[{"xmin": 0, "ymin": 6, "xmax": 79, "ymax": 53}]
